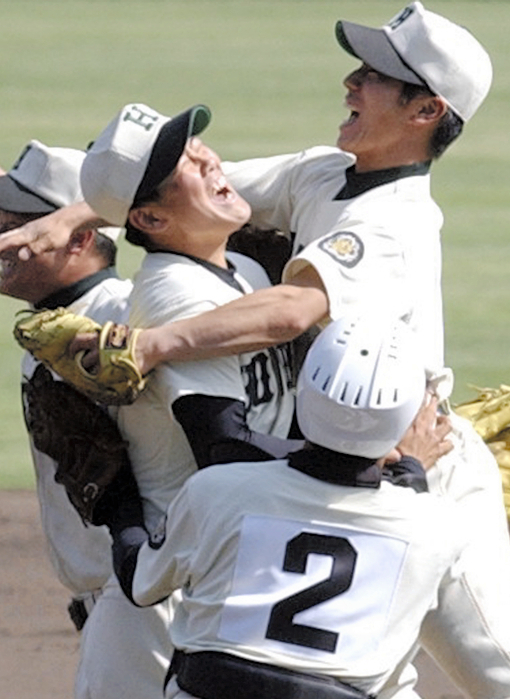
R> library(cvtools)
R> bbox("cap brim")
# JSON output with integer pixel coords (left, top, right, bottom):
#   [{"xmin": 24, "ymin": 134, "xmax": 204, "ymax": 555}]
[
  {"xmin": 336, "ymin": 20, "xmax": 425, "ymax": 87},
  {"xmin": 0, "ymin": 175, "xmax": 57, "ymax": 214},
  {"xmin": 134, "ymin": 104, "xmax": 212, "ymax": 204}
]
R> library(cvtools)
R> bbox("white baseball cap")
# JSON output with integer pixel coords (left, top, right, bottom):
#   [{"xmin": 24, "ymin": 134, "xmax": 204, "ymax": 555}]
[
  {"xmin": 0, "ymin": 140, "xmax": 86, "ymax": 214},
  {"xmin": 336, "ymin": 1, "xmax": 492, "ymax": 122},
  {"xmin": 0, "ymin": 140, "xmax": 122, "ymax": 242},
  {"xmin": 80, "ymin": 103, "xmax": 212, "ymax": 227}
]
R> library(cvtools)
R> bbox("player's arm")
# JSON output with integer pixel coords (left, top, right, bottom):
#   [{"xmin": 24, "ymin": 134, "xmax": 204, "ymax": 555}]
[
  {"xmin": 173, "ymin": 394, "xmax": 304, "ymax": 468},
  {"xmin": 134, "ymin": 265, "xmax": 329, "ymax": 375},
  {"xmin": 0, "ymin": 201, "xmax": 104, "ymax": 259}
]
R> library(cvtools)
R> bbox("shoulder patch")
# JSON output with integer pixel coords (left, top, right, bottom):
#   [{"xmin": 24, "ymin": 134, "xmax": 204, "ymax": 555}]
[{"xmin": 319, "ymin": 231, "xmax": 364, "ymax": 268}]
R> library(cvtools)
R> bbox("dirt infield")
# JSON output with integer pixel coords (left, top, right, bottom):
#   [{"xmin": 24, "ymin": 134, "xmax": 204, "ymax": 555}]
[{"xmin": 0, "ymin": 489, "xmax": 464, "ymax": 699}]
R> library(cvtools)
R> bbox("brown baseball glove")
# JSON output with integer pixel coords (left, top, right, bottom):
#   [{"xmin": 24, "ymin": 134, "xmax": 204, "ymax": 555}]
[{"xmin": 23, "ymin": 363, "xmax": 133, "ymax": 525}]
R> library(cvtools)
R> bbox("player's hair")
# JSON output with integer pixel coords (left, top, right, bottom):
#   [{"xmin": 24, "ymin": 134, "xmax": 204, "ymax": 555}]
[
  {"xmin": 399, "ymin": 83, "xmax": 464, "ymax": 159},
  {"xmin": 93, "ymin": 231, "xmax": 117, "ymax": 267},
  {"xmin": 125, "ymin": 224, "xmax": 153, "ymax": 250},
  {"xmin": 125, "ymin": 186, "xmax": 165, "ymax": 251}
]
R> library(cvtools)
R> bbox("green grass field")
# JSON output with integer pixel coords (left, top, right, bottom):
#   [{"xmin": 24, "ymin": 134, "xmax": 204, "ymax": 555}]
[{"xmin": 0, "ymin": 0, "xmax": 508, "ymax": 487}]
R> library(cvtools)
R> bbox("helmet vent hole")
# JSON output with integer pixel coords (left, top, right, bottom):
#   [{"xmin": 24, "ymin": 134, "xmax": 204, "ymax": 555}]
[
  {"xmin": 376, "ymin": 389, "xmax": 383, "ymax": 405},
  {"xmin": 340, "ymin": 382, "xmax": 348, "ymax": 402},
  {"xmin": 312, "ymin": 367, "xmax": 320, "ymax": 381},
  {"xmin": 353, "ymin": 386, "xmax": 363, "ymax": 405},
  {"xmin": 393, "ymin": 388, "xmax": 399, "ymax": 402},
  {"xmin": 321, "ymin": 375, "xmax": 332, "ymax": 392},
  {"xmin": 360, "ymin": 349, "xmax": 369, "ymax": 356}
]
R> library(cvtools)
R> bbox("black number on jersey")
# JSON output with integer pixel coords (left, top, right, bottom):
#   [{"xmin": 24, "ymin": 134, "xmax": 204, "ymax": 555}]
[
  {"xmin": 242, "ymin": 346, "xmax": 292, "ymax": 409},
  {"xmin": 266, "ymin": 532, "xmax": 357, "ymax": 652}
]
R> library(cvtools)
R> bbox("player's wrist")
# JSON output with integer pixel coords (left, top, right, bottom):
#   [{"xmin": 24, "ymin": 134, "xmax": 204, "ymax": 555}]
[{"xmin": 136, "ymin": 325, "xmax": 179, "ymax": 373}]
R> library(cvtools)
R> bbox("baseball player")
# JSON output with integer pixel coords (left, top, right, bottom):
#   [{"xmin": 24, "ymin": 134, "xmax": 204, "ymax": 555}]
[
  {"xmin": 76, "ymin": 102, "xmax": 299, "ymax": 538},
  {"xmin": 86, "ymin": 315, "xmax": 503, "ymax": 699},
  {"xmin": 0, "ymin": 141, "xmax": 173, "ymax": 699},
  {"xmin": 35, "ymin": 101, "xmax": 304, "ymax": 699}
]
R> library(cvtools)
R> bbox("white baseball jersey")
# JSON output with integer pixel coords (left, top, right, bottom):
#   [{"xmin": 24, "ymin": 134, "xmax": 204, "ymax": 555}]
[
  {"xmin": 21, "ymin": 273, "xmax": 132, "ymax": 594},
  {"xmin": 128, "ymin": 459, "xmax": 472, "ymax": 697},
  {"xmin": 223, "ymin": 148, "xmax": 510, "ymax": 697},
  {"xmin": 224, "ymin": 148, "xmax": 444, "ymax": 381},
  {"xmin": 119, "ymin": 250, "xmax": 294, "ymax": 532}
]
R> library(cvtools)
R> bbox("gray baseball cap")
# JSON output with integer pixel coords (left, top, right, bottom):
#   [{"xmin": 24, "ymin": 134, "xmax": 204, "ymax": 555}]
[
  {"xmin": 336, "ymin": 1, "xmax": 492, "ymax": 122},
  {"xmin": 0, "ymin": 140, "xmax": 85, "ymax": 214},
  {"xmin": 80, "ymin": 103, "xmax": 212, "ymax": 227}
]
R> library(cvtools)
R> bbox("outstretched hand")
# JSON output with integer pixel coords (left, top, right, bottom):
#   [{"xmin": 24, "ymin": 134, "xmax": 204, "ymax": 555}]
[
  {"xmin": 384, "ymin": 395, "xmax": 453, "ymax": 470},
  {"xmin": 0, "ymin": 201, "xmax": 102, "ymax": 260}
]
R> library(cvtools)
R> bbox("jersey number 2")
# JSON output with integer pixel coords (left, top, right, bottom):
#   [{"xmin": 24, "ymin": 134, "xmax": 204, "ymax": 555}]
[{"xmin": 265, "ymin": 532, "xmax": 357, "ymax": 652}]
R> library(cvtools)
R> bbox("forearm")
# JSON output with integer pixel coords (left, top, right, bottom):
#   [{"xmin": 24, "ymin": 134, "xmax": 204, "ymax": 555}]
[{"xmin": 138, "ymin": 268, "xmax": 329, "ymax": 372}]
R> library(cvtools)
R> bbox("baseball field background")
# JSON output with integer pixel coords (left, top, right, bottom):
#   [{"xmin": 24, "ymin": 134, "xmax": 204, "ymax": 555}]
[{"xmin": 0, "ymin": 0, "xmax": 507, "ymax": 488}]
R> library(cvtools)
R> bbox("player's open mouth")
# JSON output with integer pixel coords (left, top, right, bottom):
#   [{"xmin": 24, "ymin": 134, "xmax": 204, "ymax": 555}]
[
  {"xmin": 342, "ymin": 110, "xmax": 359, "ymax": 127},
  {"xmin": 211, "ymin": 176, "xmax": 236, "ymax": 203}
]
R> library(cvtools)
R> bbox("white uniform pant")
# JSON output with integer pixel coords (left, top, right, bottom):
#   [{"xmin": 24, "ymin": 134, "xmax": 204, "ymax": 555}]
[
  {"xmin": 417, "ymin": 413, "xmax": 510, "ymax": 698},
  {"xmin": 75, "ymin": 574, "xmax": 173, "ymax": 699}
]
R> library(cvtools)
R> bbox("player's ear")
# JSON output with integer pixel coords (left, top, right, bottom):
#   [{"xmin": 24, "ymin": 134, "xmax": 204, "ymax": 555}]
[
  {"xmin": 66, "ymin": 228, "xmax": 95, "ymax": 254},
  {"xmin": 413, "ymin": 96, "xmax": 448, "ymax": 125},
  {"xmin": 128, "ymin": 207, "xmax": 168, "ymax": 234}
]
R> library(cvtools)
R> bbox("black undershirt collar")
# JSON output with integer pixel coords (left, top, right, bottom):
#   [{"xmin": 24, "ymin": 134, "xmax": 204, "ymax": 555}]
[
  {"xmin": 288, "ymin": 444, "xmax": 382, "ymax": 488},
  {"xmin": 148, "ymin": 249, "xmax": 245, "ymax": 294},
  {"xmin": 35, "ymin": 267, "xmax": 120, "ymax": 310},
  {"xmin": 334, "ymin": 161, "xmax": 431, "ymax": 201}
]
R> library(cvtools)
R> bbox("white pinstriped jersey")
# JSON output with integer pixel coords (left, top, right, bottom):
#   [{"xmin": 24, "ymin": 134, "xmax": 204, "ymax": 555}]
[
  {"xmin": 223, "ymin": 148, "xmax": 445, "ymax": 384},
  {"xmin": 130, "ymin": 460, "xmax": 467, "ymax": 697},
  {"xmin": 118, "ymin": 251, "xmax": 294, "ymax": 531},
  {"xmin": 21, "ymin": 275, "xmax": 132, "ymax": 594}
]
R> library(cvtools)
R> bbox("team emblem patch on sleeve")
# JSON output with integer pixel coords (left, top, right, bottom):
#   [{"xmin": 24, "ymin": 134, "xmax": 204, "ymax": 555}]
[{"xmin": 319, "ymin": 231, "xmax": 364, "ymax": 268}]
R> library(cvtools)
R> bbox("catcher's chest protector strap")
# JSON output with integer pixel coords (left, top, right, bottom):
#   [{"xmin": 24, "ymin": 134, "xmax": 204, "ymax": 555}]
[{"xmin": 166, "ymin": 650, "xmax": 375, "ymax": 699}]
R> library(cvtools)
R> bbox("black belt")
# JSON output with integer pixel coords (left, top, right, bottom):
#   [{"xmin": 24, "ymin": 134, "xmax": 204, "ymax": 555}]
[{"xmin": 165, "ymin": 649, "xmax": 375, "ymax": 699}]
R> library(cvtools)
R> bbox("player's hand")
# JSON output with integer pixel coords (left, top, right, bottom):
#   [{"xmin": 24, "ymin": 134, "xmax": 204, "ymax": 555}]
[
  {"xmin": 71, "ymin": 327, "xmax": 156, "ymax": 376},
  {"xmin": 69, "ymin": 332, "xmax": 101, "ymax": 373},
  {"xmin": 384, "ymin": 395, "xmax": 453, "ymax": 470},
  {"xmin": 0, "ymin": 201, "xmax": 101, "ymax": 260}
]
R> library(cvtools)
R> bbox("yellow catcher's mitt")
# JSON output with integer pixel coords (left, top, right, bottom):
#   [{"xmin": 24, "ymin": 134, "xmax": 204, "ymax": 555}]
[
  {"xmin": 455, "ymin": 384, "xmax": 510, "ymax": 519},
  {"xmin": 14, "ymin": 307, "xmax": 147, "ymax": 406}
]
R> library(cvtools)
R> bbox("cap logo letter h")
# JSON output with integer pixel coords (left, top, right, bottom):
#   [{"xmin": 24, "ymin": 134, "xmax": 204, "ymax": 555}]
[
  {"xmin": 388, "ymin": 6, "xmax": 414, "ymax": 31},
  {"xmin": 123, "ymin": 106, "xmax": 159, "ymax": 132}
]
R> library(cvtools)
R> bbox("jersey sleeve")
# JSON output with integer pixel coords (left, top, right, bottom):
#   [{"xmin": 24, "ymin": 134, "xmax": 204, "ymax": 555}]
[
  {"xmin": 131, "ymin": 484, "xmax": 198, "ymax": 606},
  {"xmin": 223, "ymin": 147, "xmax": 347, "ymax": 235},
  {"xmin": 282, "ymin": 223, "xmax": 409, "ymax": 324}
]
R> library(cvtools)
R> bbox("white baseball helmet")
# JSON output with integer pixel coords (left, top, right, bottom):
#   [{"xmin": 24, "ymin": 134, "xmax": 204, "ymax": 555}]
[{"xmin": 296, "ymin": 315, "xmax": 426, "ymax": 458}]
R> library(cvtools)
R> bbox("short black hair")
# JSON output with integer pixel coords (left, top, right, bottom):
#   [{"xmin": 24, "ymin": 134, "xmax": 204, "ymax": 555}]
[
  {"xmin": 399, "ymin": 82, "xmax": 464, "ymax": 159},
  {"xmin": 125, "ymin": 185, "xmax": 164, "ymax": 251},
  {"xmin": 94, "ymin": 231, "xmax": 117, "ymax": 267}
]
